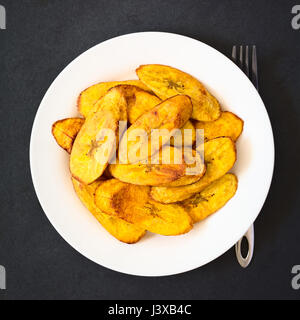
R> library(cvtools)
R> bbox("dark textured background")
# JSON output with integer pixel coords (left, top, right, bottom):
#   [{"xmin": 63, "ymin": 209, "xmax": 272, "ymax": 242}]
[{"xmin": 0, "ymin": 0, "xmax": 300, "ymax": 300}]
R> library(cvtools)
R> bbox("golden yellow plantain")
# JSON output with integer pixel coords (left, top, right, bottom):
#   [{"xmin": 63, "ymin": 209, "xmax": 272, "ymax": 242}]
[
  {"xmin": 119, "ymin": 95, "xmax": 193, "ymax": 163},
  {"xmin": 150, "ymin": 137, "xmax": 236, "ymax": 203},
  {"xmin": 121, "ymin": 85, "xmax": 161, "ymax": 123},
  {"xmin": 70, "ymin": 87, "xmax": 127, "ymax": 184},
  {"xmin": 136, "ymin": 64, "xmax": 221, "ymax": 121},
  {"xmin": 160, "ymin": 148, "xmax": 206, "ymax": 187},
  {"xmin": 109, "ymin": 146, "xmax": 186, "ymax": 186},
  {"xmin": 181, "ymin": 174, "xmax": 238, "ymax": 223},
  {"xmin": 110, "ymin": 146, "xmax": 205, "ymax": 186},
  {"xmin": 194, "ymin": 111, "xmax": 244, "ymax": 142},
  {"xmin": 170, "ymin": 120, "xmax": 196, "ymax": 147},
  {"xmin": 72, "ymin": 178, "xmax": 146, "ymax": 244},
  {"xmin": 52, "ymin": 118, "xmax": 84, "ymax": 154},
  {"xmin": 78, "ymin": 80, "xmax": 152, "ymax": 118},
  {"xmin": 94, "ymin": 179, "xmax": 193, "ymax": 236}
]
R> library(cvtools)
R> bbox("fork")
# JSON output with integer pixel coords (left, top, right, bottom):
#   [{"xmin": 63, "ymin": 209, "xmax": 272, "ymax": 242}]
[{"xmin": 232, "ymin": 45, "xmax": 258, "ymax": 268}]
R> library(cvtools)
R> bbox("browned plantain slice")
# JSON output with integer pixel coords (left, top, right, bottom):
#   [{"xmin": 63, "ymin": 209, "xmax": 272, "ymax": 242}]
[
  {"xmin": 136, "ymin": 64, "xmax": 221, "ymax": 121},
  {"xmin": 170, "ymin": 120, "xmax": 196, "ymax": 147},
  {"xmin": 120, "ymin": 85, "xmax": 161, "ymax": 123},
  {"xmin": 72, "ymin": 178, "xmax": 146, "ymax": 244},
  {"xmin": 109, "ymin": 146, "xmax": 187, "ymax": 186},
  {"xmin": 110, "ymin": 146, "xmax": 205, "ymax": 186},
  {"xmin": 70, "ymin": 87, "xmax": 127, "ymax": 184},
  {"xmin": 161, "ymin": 148, "xmax": 206, "ymax": 187},
  {"xmin": 181, "ymin": 174, "xmax": 238, "ymax": 223},
  {"xmin": 150, "ymin": 137, "xmax": 236, "ymax": 203},
  {"xmin": 119, "ymin": 95, "xmax": 193, "ymax": 163},
  {"xmin": 82, "ymin": 85, "xmax": 161, "ymax": 123},
  {"xmin": 94, "ymin": 179, "xmax": 193, "ymax": 236},
  {"xmin": 194, "ymin": 111, "xmax": 244, "ymax": 142},
  {"xmin": 52, "ymin": 118, "xmax": 84, "ymax": 153},
  {"xmin": 78, "ymin": 80, "xmax": 152, "ymax": 118}
]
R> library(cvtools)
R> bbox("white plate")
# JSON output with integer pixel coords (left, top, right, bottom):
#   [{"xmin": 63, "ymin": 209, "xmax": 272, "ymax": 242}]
[{"xmin": 30, "ymin": 32, "xmax": 274, "ymax": 277}]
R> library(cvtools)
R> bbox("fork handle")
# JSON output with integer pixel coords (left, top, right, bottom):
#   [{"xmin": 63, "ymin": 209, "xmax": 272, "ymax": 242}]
[{"xmin": 235, "ymin": 224, "xmax": 255, "ymax": 268}]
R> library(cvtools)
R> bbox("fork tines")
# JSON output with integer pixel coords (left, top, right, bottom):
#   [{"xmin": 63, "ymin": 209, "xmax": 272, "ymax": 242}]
[{"xmin": 232, "ymin": 45, "xmax": 258, "ymax": 91}]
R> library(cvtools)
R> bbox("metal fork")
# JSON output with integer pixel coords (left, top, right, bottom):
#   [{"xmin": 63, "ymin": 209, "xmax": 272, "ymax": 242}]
[{"xmin": 232, "ymin": 45, "xmax": 257, "ymax": 268}]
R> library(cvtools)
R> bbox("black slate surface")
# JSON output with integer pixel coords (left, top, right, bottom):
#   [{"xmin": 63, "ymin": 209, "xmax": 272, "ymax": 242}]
[{"xmin": 0, "ymin": 0, "xmax": 300, "ymax": 300}]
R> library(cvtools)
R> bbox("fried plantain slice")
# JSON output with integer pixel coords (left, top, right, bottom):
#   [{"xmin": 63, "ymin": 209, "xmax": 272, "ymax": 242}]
[
  {"xmin": 120, "ymin": 85, "xmax": 161, "ymax": 123},
  {"xmin": 78, "ymin": 80, "xmax": 152, "ymax": 118},
  {"xmin": 136, "ymin": 64, "xmax": 221, "ymax": 121},
  {"xmin": 70, "ymin": 87, "xmax": 127, "ymax": 184},
  {"xmin": 81, "ymin": 84, "xmax": 161, "ymax": 123},
  {"xmin": 119, "ymin": 95, "xmax": 193, "ymax": 163},
  {"xmin": 150, "ymin": 137, "xmax": 236, "ymax": 203},
  {"xmin": 52, "ymin": 118, "xmax": 84, "ymax": 154},
  {"xmin": 160, "ymin": 148, "xmax": 206, "ymax": 187},
  {"xmin": 194, "ymin": 111, "xmax": 244, "ymax": 142},
  {"xmin": 170, "ymin": 120, "xmax": 196, "ymax": 147},
  {"xmin": 109, "ymin": 146, "xmax": 186, "ymax": 186},
  {"xmin": 72, "ymin": 178, "xmax": 146, "ymax": 244},
  {"xmin": 181, "ymin": 174, "xmax": 238, "ymax": 223},
  {"xmin": 110, "ymin": 146, "xmax": 205, "ymax": 186},
  {"xmin": 94, "ymin": 179, "xmax": 193, "ymax": 236}
]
